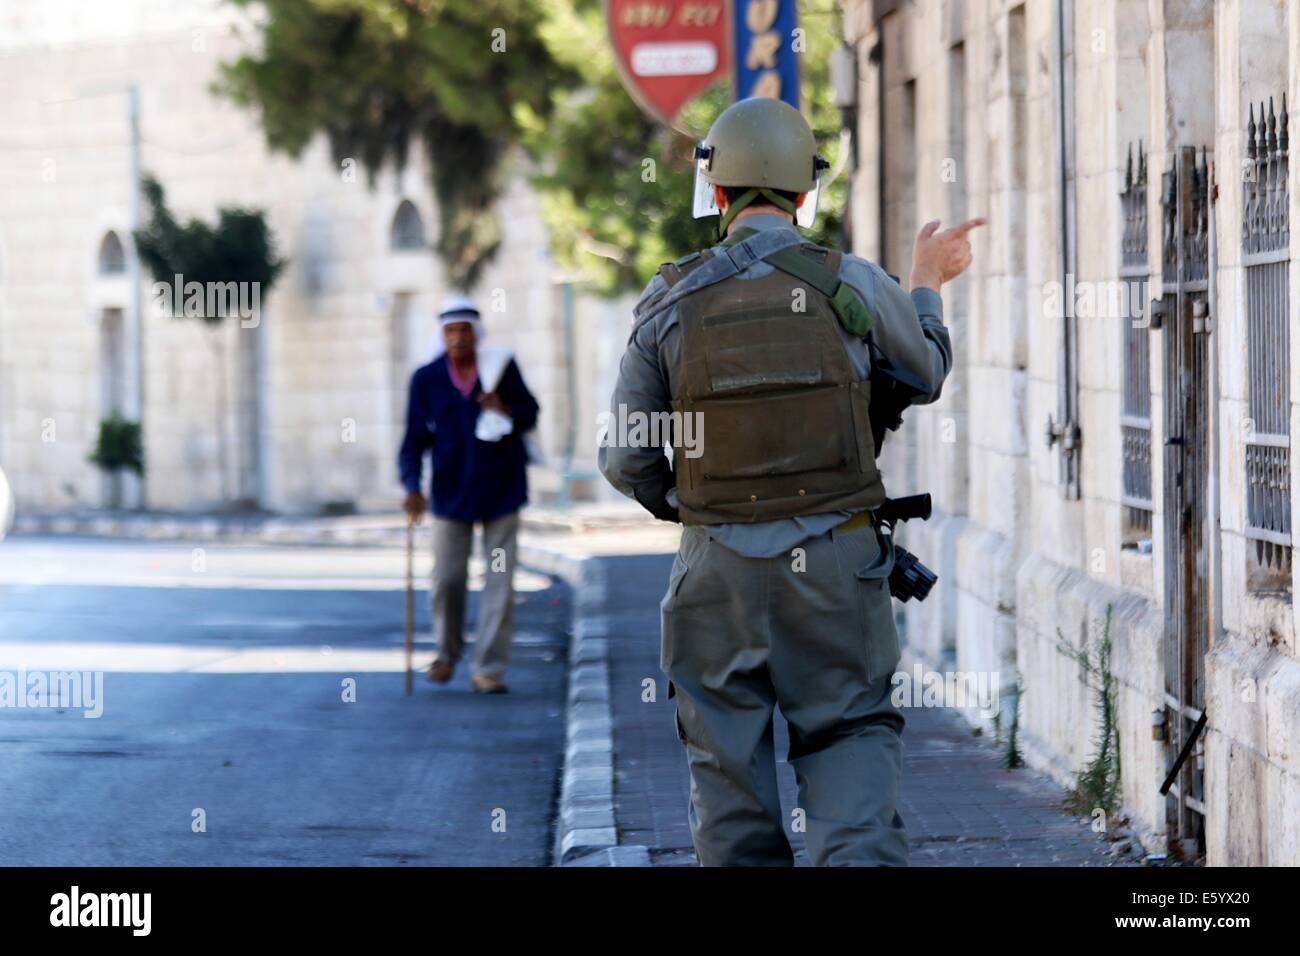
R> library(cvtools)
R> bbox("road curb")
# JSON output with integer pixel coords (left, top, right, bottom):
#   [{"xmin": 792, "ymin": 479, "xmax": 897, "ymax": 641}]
[
  {"xmin": 12, "ymin": 512, "xmax": 407, "ymax": 547},
  {"xmin": 11, "ymin": 509, "xmax": 653, "ymax": 548},
  {"xmin": 516, "ymin": 543, "xmax": 634, "ymax": 867}
]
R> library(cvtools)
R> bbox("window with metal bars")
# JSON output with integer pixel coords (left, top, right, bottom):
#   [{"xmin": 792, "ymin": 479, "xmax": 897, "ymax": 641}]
[
  {"xmin": 1120, "ymin": 141, "xmax": 1153, "ymax": 546},
  {"xmin": 1242, "ymin": 95, "xmax": 1291, "ymax": 589}
]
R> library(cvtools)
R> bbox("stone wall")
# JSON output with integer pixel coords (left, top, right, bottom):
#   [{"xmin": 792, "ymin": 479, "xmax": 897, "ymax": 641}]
[
  {"xmin": 846, "ymin": 0, "xmax": 1300, "ymax": 864},
  {"xmin": 0, "ymin": 0, "xmax": 625, "ymax": 517}
]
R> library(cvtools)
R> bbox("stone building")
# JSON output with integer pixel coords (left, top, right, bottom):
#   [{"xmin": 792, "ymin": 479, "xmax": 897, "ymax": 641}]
[
  {"xmin": 0, "ymin": 0, "xmax": 629, "ymax": 517},
  {"xmin": 842, "ymin": 0, "xmax": 1298, "ymax": 863}
]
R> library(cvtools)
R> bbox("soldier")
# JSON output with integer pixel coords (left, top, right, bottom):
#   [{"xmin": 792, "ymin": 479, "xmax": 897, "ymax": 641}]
[{"xmin": 599, "ymin": 96, "xmax": 984, "ymax": 865}]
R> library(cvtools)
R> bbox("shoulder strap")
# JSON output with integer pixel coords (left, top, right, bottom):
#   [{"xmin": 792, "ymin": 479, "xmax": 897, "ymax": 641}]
[
  {"xmin": 632, "ymin": 228, "xmax": 806, "ymax": 331},
  {"xmin": 762, "ymin": 244, "xmax": 876, "ymax": 337},
  {"xmin": 657, "ymin": 250, "xmax": 715, "ymax": 289},
  {"xmin": 657, "ymin": 261, "xmax": 682, "ymax": 287}
]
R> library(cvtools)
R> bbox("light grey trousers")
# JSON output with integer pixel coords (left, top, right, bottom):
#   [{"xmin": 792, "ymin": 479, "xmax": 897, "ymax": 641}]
[
  {"xmin": 431, "ymin": 510, "xmax": 520, "ymax": 678},
  {"xmin": 661, "ymin": 521, "xmax": 908, "ymax": 866}
]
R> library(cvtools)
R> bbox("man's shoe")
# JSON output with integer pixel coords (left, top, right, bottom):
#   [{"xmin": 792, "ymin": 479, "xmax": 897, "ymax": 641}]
[
  {"xmin": 427, "ymin": 659, "xmax": 454, "ymax": 684},
  {"xmin": 470, "ymin": 673, "xmax": 508, "ymax": 694}
]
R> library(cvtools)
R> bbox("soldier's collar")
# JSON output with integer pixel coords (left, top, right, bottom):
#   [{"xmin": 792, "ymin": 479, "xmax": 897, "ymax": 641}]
[
  {"xmin": 721, "ymin": 226, "xmax": 760, "ymax": 246},
  {"xmin": 720, "ymin": 213, "xmax": 800, "ymax": 245}
]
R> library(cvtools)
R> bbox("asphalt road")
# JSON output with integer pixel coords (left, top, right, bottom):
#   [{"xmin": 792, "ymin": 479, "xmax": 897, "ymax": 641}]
[{"xmin": 0, "ymin": 535, "xmax": 570, "ymax": 866}]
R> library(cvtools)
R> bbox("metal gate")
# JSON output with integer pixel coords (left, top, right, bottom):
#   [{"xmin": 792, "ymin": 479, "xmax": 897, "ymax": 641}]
[{"xmin": 1156, "ymin": 146, "xmax": 1212, "ymax": 855}]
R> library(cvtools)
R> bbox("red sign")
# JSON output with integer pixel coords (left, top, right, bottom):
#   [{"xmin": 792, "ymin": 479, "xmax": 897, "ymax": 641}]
[{"xmin": 605, "ymin": 0, "xmax": 731, "ymax": 128}]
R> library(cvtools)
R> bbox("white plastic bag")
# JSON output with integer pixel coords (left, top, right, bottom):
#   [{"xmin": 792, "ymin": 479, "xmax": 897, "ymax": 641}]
[{"xmin": 474, "ymin": 346, "xmax": 515, "ymax": 443}]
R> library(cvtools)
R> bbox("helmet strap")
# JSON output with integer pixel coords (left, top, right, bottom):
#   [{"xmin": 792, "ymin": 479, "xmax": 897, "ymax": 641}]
[{"xmin": 716, "ymin": 188, "xmax": 798, "ymax": 240}]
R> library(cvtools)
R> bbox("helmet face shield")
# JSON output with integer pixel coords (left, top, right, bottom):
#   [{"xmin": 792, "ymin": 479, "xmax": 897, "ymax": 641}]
[
  {"xmin": 692, "ymin": 145, "xmax": 719, "ymax": 219},
  {"xmin": 794, "ymin": 174, "xmax": 821, "ymax": 229},
  {"xmin": 793, "ymin": 154, "xmax": 829, "ymax": 228},
  {"xmin": 691, "ymin": 141, "xmax": 826, "ymax": 227}
]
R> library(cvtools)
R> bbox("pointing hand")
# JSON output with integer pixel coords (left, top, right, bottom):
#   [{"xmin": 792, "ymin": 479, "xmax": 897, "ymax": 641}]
[{"xmin": 910, "ymin": 217, "xmax": 988, "ymax": 291}]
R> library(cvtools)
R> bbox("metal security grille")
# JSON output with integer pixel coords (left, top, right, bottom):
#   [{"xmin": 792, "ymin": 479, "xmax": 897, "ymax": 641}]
[
  {"xmin": 1120, "ymin": 142, "xmax": 1152, "ymax": 540},
  {"xmin": 1160, "ymin": 146, "xmax": 1213, "ymax": 855},
  {"xmin": 1242, "ymin": 96, "xmax": 1291, "ymax": 583}
]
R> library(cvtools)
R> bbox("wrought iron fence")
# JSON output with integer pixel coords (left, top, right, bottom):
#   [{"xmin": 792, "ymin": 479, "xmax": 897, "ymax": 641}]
[
  {"xmin": 1242, "ymin": 95, "xmax": 1291, "ymax": 580},
  {"xmin": 1120, "ymin": 141, "xmax": 1152, "ymax": 540}
]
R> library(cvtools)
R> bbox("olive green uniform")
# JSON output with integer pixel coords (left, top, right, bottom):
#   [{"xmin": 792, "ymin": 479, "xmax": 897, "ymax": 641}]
[{"xmin": 600, "ymin": 211, "xmax": 950, "ymax": 866}]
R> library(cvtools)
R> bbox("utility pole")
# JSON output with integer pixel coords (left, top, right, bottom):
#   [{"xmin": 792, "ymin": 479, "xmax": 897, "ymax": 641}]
[
  {"xmin": 61, "ymin": 81, "xmax": 148, "ymax": 507},
  {"xmin": 126, "ymin": 83, "xmax": 146, "ymax": 509}
]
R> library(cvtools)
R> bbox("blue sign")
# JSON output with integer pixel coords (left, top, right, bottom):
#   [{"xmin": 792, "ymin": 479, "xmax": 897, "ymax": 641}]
[{"xmin": 732, "ymin": 0, "xmax": 800, "ymax": 108}]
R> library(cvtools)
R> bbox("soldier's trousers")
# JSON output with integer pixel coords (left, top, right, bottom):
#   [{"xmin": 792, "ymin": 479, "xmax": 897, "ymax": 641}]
[{"xmin": 661, "ymin": 521, "xmax": 908, "ymax": 866}]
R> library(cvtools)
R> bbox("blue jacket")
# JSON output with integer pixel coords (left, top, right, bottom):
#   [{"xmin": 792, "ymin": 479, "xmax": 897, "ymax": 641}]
[{"xmin": 399, "ymin": 355, "xmax": 539, "ymax": 523}]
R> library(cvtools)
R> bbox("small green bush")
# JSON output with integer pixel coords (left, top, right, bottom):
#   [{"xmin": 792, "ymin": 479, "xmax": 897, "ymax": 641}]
[
  {"xmin": 1057, "ymin": 605, "xmax": 1121, "ymax": 817},
  {"xmin": 89, "ymin": 414, "xmax": 144, "ymax": 476}
]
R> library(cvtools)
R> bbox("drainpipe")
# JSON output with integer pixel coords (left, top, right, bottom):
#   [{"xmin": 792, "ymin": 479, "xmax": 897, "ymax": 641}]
[
  {"xmin": 557, "ymin": 279, "xmax": 582, "ymax": 511},
  {"xmin": 1206, "ymin": 164, "xmax": 1223, "ymax": 648},
  {"xmin": 869, "ymin": 37, "xmax": 885, "ymax": 269},
  {"xmin": 560, "ymin": 281, "xmax": 574, "ymax": 508},
  {"xmin": 127, "ymin": 83, "xmax": 146, "ymax": 509},
  {"xmin": 830, "ymin": 42, "xmax": 858, "ymax": 252},
  {"xmin": 1046, "ymin": 0, "xmax": 1081, "ymax": 497}
]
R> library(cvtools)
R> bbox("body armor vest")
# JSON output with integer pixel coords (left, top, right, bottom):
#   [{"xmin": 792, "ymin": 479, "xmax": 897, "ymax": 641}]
[{"xmin": 663, "ymin": 241, "xmax": 887, "ymax": 525}]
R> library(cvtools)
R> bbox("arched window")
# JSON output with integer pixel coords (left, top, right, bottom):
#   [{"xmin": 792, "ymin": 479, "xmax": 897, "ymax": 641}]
[
  {"xmin": 389, "ymin": 200, "xmax": 425, "ymax": 251},
  {"xmin": 98, "ymin": 231, "xmax": 126, "ymax": 275}
]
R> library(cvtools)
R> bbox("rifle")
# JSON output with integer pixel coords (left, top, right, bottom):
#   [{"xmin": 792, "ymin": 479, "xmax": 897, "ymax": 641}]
[
  {"xmin": 867, "ymin": 320, "xmax": 939, "ymax": 603},
  {"xmin": 865, "ymin": 336, "xmax": 927, "ymax": 458},
  {"xmin": 873, "ymin": 493, "xmax": 938, "ymax": 603}
]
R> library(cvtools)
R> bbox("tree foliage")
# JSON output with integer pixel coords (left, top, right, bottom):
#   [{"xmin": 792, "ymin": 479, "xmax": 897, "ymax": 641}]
[
  {"xmin": 522, "ymin": 0, "xmax": 847, "ymax": 295},
  {"xmin": 133, "ymin": 175, "xmax": 286, "ymax": 321},
  {"xmin": 1057, "ymin": 605, "xmax": 1122, "ymax": 819},
  {"xmin": 217, "ymin": 0, "xmax": 848, "ymax": 296},
  {"xmin": 89, "ymin": 414, "xmax": 144, "ymax": 476},
  {"xmin": 217, "ymin": 0, "xmax": 571, "ymax": 290}
]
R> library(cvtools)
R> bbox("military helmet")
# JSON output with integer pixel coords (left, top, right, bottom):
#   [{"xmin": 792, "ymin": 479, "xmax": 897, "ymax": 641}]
[
  {"xmin": 692, "ymin": 97, "xmax": 829, "ymax": 233},
  {"xmin": 700, "ymin": 97, "xmax": 820, "ymax": 190}
]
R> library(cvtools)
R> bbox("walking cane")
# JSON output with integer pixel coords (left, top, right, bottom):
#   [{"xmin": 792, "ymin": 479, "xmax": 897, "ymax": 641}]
[{"xmin": 404, "ymin": 514, "xmax": 415, "ymax": 696}]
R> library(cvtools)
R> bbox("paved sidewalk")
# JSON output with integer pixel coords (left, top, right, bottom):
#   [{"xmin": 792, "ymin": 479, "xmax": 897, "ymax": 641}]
[{"xmin": 569, "ymin": 549, "xmax": 1137, "ymax": 867}]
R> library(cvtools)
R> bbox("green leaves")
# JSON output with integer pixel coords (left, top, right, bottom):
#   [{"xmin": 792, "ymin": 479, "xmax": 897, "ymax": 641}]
[
  {"xmin": 133, "ymin": 175, "xmax": 285, "ymax": 323},
  {"xmin": 217, "ymin": 0, "xmax": 571, "ymax": 290},
  {"xmin": 525, "ymin": 0, "xmax": 847, "ymax": 294},
  {"xmin": 88, "ymin": 414, "xmax": 144, "ymax": 476},
  {"xmin": 1057, "ymin": 605, "xmax": 1122, "ymax": 818},
  {"xmin": 215, "ymin": 0, "xmax": 847, "ymax": 294}
]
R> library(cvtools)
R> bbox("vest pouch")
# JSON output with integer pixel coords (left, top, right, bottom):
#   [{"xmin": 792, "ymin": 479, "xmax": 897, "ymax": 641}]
[
  {"xmin": 848, "ymin": 380, "xmax": 878, "ymax": 476},
  {"xmin": 701, "ymin": 313, "xmax": 823, "ymax": 396},
  {"xmin": 684, "ymin": 384, "xmax": 858, "ymax": 505},
  {"xmin": 670, "ymin": 247, "xmax": 888, "ymax": 524}
]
